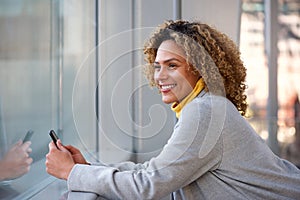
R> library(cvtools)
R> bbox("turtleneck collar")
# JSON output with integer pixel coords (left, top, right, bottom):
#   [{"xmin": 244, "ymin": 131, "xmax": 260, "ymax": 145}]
[{"xmin": 171, "ymin": 78, "xmax": 205, "ymax": 118}]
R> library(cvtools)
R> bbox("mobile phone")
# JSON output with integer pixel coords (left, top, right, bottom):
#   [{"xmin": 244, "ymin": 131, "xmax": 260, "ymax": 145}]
[
  {"xmin": 49, "ymin": 130, "xmax": 59, "ymax": 148},
  {"xmin": 23, "ymin": 130, "xmax": 34, "ymax": 142}
]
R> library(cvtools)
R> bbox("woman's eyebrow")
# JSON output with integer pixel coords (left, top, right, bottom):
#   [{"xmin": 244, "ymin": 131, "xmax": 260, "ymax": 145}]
[{"xmin": 154, "ymin": 58, "xmax": 182, "ymax": 64}]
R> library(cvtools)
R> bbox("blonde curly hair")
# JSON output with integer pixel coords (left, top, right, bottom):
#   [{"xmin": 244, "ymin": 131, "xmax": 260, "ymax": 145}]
[{"xmin": 143, "ymin": 20, "xmax": 248, "ymax": 116}]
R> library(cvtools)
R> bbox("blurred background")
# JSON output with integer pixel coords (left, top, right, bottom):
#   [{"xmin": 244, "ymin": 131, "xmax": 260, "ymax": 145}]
[{"xmin": 0, "ymin": 0, "xmax": 299, "ymax": 199}]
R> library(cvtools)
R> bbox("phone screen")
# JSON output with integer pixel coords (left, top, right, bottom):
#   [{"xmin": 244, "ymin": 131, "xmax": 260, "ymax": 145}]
[
  {"xmin": 49, "ymin": 130, "xmax": 59, "ymax": 148},
  {"xmin": 23, "ymin": 130, "xmax": 34, "ymax": 142}
]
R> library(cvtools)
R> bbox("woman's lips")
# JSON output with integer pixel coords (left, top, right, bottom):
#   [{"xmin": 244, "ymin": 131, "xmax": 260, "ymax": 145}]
[{"xmin": 160, "ymin": 84, "xmax": 176, "ymax": 92}]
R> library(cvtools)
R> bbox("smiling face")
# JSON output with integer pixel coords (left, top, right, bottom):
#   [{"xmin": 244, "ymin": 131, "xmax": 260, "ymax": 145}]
[{"xmin": 154, "ymin": 40, "xmax": 200, "ymax": 104}]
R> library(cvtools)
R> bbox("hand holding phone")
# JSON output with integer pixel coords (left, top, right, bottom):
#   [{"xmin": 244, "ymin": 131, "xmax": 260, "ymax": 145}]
[
  {"xmin": 49, "ymin": 130, "xmax": 59, "ymax": 149},
  {"xmin": 23, "ymin": 130, "xmax": 34, "ymax": 142}
]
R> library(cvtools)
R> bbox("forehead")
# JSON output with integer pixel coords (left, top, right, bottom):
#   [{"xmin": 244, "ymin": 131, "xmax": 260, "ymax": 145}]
[{"xmin": 155, "ymin": 40, "xmax": 186, "ymax": 62}]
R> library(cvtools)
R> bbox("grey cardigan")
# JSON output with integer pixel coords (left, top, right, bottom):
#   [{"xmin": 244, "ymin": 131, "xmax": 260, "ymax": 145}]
[{"xmin": 66, "ymin": 93, "xmax": 300, "ymax": 200}]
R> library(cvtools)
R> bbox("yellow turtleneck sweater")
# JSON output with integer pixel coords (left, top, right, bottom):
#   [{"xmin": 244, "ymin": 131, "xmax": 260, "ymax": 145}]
[{"xmin": 171, "ymin": 78, "xmax": 205, "ymax": 118}]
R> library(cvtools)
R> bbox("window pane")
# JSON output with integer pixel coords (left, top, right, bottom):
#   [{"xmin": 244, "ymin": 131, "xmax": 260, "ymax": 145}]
[{"xmin": 0, "ymin": 0, "xmax": 96, "ymax": 198}]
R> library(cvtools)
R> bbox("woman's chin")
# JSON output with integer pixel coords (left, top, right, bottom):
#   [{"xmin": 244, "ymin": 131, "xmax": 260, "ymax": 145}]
[{"xmin": 161, "ymin": 97, "xmax": 177, "ymax": 104}]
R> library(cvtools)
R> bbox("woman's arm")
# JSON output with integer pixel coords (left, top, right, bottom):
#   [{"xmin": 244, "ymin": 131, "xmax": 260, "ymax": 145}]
[{"xmin": 67, "ymin": 97, "xmax": 223, "ymax": 199}]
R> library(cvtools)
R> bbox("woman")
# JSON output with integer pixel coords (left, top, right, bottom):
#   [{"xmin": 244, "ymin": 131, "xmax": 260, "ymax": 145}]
[{"xmin": 46, "ymin": 20, "xmax": 300, "ymax": 199}]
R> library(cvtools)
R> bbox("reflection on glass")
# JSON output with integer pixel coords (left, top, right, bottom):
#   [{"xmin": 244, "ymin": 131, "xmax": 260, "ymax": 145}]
[
  {"xmin": 0, "ymin": 0, "xmax": 55, "ymax": 198},
  {"xmin": 0, "ymin": 0, "xmax": 96, "ymax": 198}
]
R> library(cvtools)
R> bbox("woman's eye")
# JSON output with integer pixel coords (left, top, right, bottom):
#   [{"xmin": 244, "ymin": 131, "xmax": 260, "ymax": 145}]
[
  {"xmin": 169, "ymin": 64, "xmax": 177, "ymax": 69},
  {"xmin": 154, "ymin": 65, "xmax": 161, "ymax": 70}
]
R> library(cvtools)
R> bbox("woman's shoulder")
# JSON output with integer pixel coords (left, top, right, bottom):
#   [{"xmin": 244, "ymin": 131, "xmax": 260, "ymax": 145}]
[
  {"xmin": 181, "ymin": 92, "xmax": 240, "ymax": 122},
  {"xmin": 185, "ymin": 92, "xmax": 231, "ymax": 110}
]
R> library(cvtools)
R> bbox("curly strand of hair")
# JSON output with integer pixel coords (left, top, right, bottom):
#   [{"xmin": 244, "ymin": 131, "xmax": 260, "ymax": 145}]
[{"xmin": 194, "ymin": 23, "xmax": 248, "ymax": 115}]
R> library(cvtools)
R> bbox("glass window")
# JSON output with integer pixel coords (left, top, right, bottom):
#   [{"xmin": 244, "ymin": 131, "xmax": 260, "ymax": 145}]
[
  {"xmin": 240, "ymin": 0, "xmax": 300, "ymax": 167},
  {"xmin": 0, "ymin": 0, "xmax": 96, "ymax": 198}
]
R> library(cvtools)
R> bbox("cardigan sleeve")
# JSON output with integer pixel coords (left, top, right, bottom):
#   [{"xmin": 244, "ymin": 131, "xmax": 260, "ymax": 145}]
[
  {"xmin": 67, "ymin": 96, "xmax": 223, "ymax": 200},
  {"xmin": 90, "ymin": 161, "xmax": 150, "ymax": 172}
]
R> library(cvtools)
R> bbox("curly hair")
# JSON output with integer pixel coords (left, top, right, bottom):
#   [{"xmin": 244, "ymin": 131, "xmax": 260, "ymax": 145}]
[{"xmin": 143, "ymin": 20, "xmax": 248, "ymax": 116}]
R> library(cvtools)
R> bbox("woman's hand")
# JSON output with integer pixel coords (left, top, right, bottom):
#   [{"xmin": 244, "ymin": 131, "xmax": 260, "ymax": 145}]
[
  {"xmin": 45, "ymin": 140, "xmax": 75, "ymax": 180},
  {"xmin": 64, "ymin": 145, "xmax": 89, "ymax": 165},
  {"xmin": 0, "ymin": 141, "xmax": 33, "ymax": 181}
]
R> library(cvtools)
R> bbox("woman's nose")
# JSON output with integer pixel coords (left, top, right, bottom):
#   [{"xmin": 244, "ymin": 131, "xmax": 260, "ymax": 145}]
[{"xmin": 155, "ymin": 66, "xmax": 168, "ymax": 81}]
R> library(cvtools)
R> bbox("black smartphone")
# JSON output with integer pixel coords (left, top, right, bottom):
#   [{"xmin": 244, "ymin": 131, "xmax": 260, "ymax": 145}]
[
  {"xmin": 23, "ymin": 130, "xmax": 34, "ymax": 142},
  {"xmin": 49, "ymin": 130, "xmax": 59, "ymax": 148}
]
